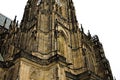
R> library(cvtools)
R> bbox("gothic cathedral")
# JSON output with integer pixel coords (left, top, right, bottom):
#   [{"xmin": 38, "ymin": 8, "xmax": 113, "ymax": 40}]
[{"xmin": 0, "ymin": 0, "xmax": 113, "ymax": 80}]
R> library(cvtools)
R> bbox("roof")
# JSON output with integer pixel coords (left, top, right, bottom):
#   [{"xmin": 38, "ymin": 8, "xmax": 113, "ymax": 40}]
[{"xmin": 0, "ymin": 13, "xmax": 12, "ymax": 29}]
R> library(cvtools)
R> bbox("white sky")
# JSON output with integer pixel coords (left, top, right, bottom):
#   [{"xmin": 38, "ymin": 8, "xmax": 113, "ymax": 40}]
[{"xmin": 0, "ymin": 0, "xmax": 120, "ymax": 79}]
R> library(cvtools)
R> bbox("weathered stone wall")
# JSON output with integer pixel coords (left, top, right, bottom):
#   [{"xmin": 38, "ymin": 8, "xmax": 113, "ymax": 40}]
[
  {"xmin": 0, "ymin": 0, "xmax": 113, "ymax": 80},
  {"xmin": 18, "ymin": 58, "xmax": 67, "ymax": 80},
  {"xmin": 0, "ymin": 68, "xmax": 4, "ymax": 80}
]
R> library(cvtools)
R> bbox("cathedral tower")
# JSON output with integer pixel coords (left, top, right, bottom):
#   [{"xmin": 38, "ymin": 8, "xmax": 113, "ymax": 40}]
[{"xmin": 0, "ymin": 0, "xmax": 113, "ymax": 80}]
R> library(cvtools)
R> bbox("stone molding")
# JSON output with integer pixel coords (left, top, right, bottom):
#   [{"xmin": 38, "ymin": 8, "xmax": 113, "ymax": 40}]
[
  {"xmin": 66, "ymin": 70, "xmax": 103, "ymax": 80},
  {"xmin": 13, "ymin": 50, "xmax": 67, "ymax": 66}
]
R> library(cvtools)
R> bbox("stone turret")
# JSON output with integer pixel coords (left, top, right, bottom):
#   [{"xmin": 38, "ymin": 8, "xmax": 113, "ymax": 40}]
[{"xmin": 0, "ymin": 0, "xmax": 113, "ymax": 80}]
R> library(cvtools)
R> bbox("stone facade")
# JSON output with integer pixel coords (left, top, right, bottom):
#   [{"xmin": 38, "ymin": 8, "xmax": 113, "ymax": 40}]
[{"xmin": 0, "ymin": 0, "xmax": 113, "ymax": 80}]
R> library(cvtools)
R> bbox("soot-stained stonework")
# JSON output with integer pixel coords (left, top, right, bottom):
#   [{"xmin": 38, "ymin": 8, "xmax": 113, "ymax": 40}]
[{"xmin": 0, "ymin": 0, "xmax": 113, "ymax": 80}]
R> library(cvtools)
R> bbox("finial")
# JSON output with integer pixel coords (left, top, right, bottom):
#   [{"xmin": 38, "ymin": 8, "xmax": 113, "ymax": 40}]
[
  {"xmin": 88, "ymin": 30, "xmax": 91, "ymax": 38},
  {"xmin": 14, "ymin": 15, "xmax": 17, "ymax": 22},
  {"xmin": 93, "ymin": 35, "xmax": 99, "ymax": 42},
  {"xmin": 81, "ymin": 24, "xmax": 84, "ymax": 32},
  {"xmin": 88, "ymin": 30, "xmax": 91, "ymax": 35}
]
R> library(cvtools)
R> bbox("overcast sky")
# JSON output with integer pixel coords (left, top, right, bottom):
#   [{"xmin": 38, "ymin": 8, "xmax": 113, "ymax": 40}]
[{"xmin": 0, "ymin": 0, "xmax": 120, "ymax": 79}]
